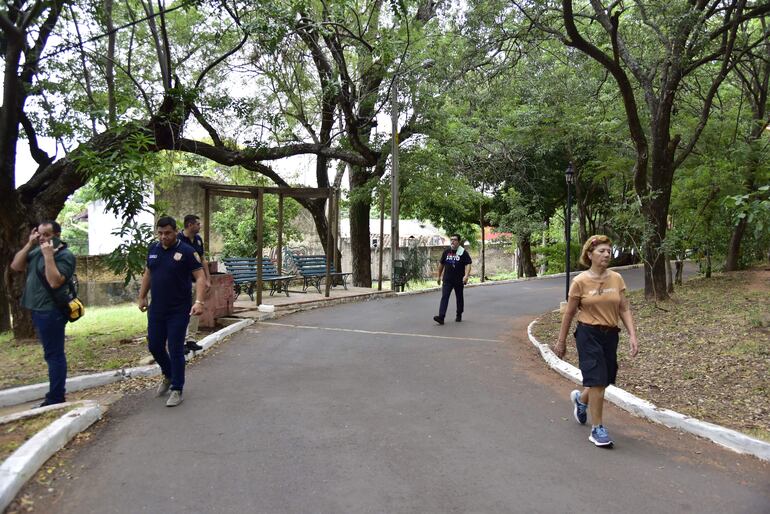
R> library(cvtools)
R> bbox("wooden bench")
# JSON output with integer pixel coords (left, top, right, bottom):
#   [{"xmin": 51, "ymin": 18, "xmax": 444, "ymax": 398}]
[
  {"xmin": 222, "ymin": 257, "xmax": 294, "ymax": 300},
  {"xmin": 291, "ymin": 254, "xmax": 351, "ymax": 294}
]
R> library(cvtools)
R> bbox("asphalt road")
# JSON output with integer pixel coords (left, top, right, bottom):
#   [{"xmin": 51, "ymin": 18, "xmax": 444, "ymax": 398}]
[{"xmin": 36, "ymin": 266, "xmax": 770, "ymax": 513}]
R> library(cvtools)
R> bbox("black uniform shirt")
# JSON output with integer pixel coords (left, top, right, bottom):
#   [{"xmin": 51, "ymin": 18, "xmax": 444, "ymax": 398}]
[
  {"xmin": 177, "ymin": 231, "xmax": 204, "ymax": 259},
  {"xmin": 146, "ymin": 240, "xmax": 202, "ymax": 314}
]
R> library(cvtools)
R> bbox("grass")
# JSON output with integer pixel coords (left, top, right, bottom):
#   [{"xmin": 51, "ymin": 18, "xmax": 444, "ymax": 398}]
[
  {"xmin": 0, "ymin": 409, "xmax": 71, "ymax": 462},
  {"xmin": 0, "ymin": 304, "xmax": 151, "ymax": 390},
  {"xmin": 531, "ymin": 268, "xmax": 770, "ymax": 440}
]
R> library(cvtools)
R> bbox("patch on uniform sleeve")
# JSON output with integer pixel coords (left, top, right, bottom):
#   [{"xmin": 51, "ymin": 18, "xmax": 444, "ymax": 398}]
[
  {"xmin": 173, "ymin": 252, "xmax": 182, "ymax": 261},
  {"xmin": 194, "ymin": 252, "xmax": 201, "ymax": 262}
]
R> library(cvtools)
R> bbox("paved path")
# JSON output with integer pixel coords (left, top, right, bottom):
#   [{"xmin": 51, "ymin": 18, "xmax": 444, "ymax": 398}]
[{"xmin": 31, "ymin": 267, "xmax": 770, "ymax": 513}]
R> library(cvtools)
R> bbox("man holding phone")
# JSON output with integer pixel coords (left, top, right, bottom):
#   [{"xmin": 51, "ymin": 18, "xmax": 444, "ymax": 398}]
[{"xmin": 10, "ymin": 221, "xmax": 76, "ymax": 407}]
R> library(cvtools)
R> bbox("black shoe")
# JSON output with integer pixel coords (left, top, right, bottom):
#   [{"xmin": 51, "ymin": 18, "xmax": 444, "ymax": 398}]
[
  {"xmin": 433, "ymin": 315, "xmax": 444, "ymax": 325},
  {"xmin": 39, "ymin": 398, "xmax": 65, "ymax": 408},
  {"xmin": 185, "ymin": 340, "xmax": 203, "ymax": 352},
  {"xmin": 455, "ymin": 314, "xmax": 462, "ymax": 322}
]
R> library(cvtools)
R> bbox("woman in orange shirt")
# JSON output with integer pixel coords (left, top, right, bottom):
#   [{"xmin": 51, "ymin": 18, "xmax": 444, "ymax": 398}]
[{"xmin": 555, "ymin": 235, "xmax": 639, "ymax": 447}]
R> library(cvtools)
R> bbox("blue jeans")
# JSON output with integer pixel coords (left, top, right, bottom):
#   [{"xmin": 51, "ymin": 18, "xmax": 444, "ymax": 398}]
[
  {"xmin": 31, "ymin": 309, "xmax": 68, "ymax": 403},
  {"xmin": 438, "ymin": 280, "xmax": 464, "ymax": 319},
  {"xmin": 147, "ymin": 309, "xmax": 190, "ymax": 391}
]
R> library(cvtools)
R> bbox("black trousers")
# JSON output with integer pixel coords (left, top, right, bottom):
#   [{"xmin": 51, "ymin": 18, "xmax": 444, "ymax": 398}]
[{"xmin": 438, "ymin": 280, "xmax": 464, "ymax": 319}]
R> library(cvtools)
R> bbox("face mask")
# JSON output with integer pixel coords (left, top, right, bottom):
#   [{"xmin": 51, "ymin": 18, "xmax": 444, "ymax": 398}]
[
  {"xmin": 51, "ymin": 237, "xmax": 62, "ymax": 247},
  {"xmin": 456, "ymin": 246, "xmax": 465, "ymax": 256}
]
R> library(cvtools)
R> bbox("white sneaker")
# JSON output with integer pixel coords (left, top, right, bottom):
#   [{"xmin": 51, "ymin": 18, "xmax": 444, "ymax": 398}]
[
  {"xmin": 155, "ymin": 377, "xmax": 171, "ymax": 397},
  {"xmin": 166, "ymin": 390, "xmax": 183, "ymax": 407}
]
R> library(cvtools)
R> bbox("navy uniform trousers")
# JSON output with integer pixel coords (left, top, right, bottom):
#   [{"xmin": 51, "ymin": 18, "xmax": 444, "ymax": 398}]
[{"xmin": 147, "ymin": 308, "xmax": 190, "ymax": 391}]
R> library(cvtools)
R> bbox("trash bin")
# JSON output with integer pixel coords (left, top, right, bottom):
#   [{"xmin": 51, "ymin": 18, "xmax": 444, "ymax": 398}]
[
  {"xmin": 392, "ymin": 259, "xmax": 407, "ymax": 292},
  {"xmin": 199, "ymin": 272, "xmax": 234, "ymax": 328}
]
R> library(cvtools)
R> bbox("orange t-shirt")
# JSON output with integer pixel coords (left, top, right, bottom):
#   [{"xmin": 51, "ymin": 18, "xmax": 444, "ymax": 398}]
[{"xmin": 568, "ymin": 270, "xmax": 627, "ymax": 327}]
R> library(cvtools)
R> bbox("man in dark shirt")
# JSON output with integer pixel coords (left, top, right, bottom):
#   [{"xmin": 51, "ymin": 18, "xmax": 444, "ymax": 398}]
[
  {"xmin": 433, "ymin": 234, "xmax": 472, "ymax": 325},
  {"xmin": 138, "ymin": 216, "xmax": 205, "ymax": 407},
  {"xmin": 10, "ymin": 221, "xmax": 76, "ymax": 407},
  {"xmin": 177, "ymin": 214, "xmax": 211, "ymax": 353}
]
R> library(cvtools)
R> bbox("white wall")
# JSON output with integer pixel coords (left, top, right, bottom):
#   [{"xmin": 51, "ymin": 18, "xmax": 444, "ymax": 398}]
[{"xmin": 87, "ymin": 197, "xmax": 155, "ymax": 255}]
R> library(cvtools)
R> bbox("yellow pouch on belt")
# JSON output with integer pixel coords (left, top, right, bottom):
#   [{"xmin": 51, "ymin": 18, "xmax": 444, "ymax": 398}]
[{"xmin": 66, "ymin": 298, "xmax": 85, "ymax": 322}]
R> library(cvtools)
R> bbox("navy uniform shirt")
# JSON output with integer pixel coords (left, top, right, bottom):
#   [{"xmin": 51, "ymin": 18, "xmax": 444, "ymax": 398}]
[
  {"xmin": 146, "ymin": 240, "xmax": 202, "ymax": 314},
  {"xmin": 177, "ymin": 231, "xmax": 204, "ymax": 259},
  {"xmin": 440, "ymin": 247, "xmax": 472, "ymax": 283}
]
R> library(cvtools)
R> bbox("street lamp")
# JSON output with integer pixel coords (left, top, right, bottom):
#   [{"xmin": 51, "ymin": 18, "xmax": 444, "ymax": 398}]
[
  {"xmin": 391, "ymin": 58, "xmax": 435, "ymax": 290},
  {"xmin": 565, "ymin": 162, "xmax": 575, "ymax": 300}
]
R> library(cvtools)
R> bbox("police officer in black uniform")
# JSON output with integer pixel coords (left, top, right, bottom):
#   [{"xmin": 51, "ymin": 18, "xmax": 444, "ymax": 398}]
[
  {"xmin": 178, "ymin": 214, "xmax": 211, "ymax": 353},
  {"xmin": 138, "ymin": 216, "xmax": 205, "ymax": 407},
  {"xmin": 433, "ymin": 234, "xmax": 472, "ymax": 325}
]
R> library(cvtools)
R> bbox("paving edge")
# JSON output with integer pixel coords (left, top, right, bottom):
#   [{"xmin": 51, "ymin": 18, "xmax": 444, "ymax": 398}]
[
  {"xmin": 395, "ymin": 264, "xmax": 645, "ymax": 297},
  {"xmin": 268, "ymin": 290, "xmax": 396, "ymax": 317},
  {"xmin": 526, "ymin": 318, "xmax": 770, "ymax": 462},
  {"xmin": 0, "ymin": 319, "xmax": 255, "ymax": 408},
  {"xmin": 0, "ymin": 401, "xmax": 103, "ymax": 512}
]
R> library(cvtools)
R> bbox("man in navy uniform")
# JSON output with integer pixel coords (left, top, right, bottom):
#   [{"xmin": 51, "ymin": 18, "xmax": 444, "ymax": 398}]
[
  {"xmin": 138, "ymin": 216, "xmax": 206, "ymax": 407},
  {"xmin": 433, "ymin": 234, "xmax": 472, "ymax": 325},
  {"xmin": 177, "ymin": 214, "xmax": 211, "ymax": 354}
]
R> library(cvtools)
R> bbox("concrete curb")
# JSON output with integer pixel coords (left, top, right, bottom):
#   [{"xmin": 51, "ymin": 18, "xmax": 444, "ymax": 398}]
[
  {"xmin": 396, "ymin": 264, "xmax": 645, "ymax": 297},
  {"xmin": 527, "ymin": 318, "xmax": 770, "ymax": 462},
  {"xmin": 0, "ymin": 401, "xmax": 103, "ymax": 512},
  {"xmin": 0, "ymin": 319, "xmax": 255, "ymax": 409},
  {"xmin": 0, "ymin": 401, "xmax": 92, "ymax": 426}
]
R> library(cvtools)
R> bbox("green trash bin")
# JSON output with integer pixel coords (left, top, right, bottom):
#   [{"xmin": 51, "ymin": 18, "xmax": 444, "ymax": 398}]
[{"xmin": 392, "ymin": 259, "xmax": 407, "ymax": 292}]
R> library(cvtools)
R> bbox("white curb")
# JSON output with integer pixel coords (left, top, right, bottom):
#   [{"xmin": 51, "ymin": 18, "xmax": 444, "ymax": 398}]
[
  {"xmin": 527, "ymin": 319, "xmax": 770, "ymax": 461},
  {"xmin": 0, "ymin": 319, "xmax": 255, "ymax": 409},
  {"xmin": 0, "ymin": 401, "xmax": 103, "ymax": 512},
  {"xmin": 0, "ymin": 401, "xmax": 91, "ymax": 426}
]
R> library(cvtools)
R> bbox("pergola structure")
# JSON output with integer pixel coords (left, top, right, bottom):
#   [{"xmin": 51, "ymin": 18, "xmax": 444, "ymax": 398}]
[{"xmin": 199, "ymin": 183, "xmax": 341, "ymax": 305}]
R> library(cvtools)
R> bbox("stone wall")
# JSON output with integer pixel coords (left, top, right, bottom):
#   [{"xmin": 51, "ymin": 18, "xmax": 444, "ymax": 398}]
[
  {"xmin": 334, "ymin": 242, "xmax": 517, "ymax": 281},
  {"xmin": 154, "ymin": 175, "xmax": 225, "ymax": 255},
  {"xmin": 73, "ymin": 255, "xmax": 140, "ymax": 306}
]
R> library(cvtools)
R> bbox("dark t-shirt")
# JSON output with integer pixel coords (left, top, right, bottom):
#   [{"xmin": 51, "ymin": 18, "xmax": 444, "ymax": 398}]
[
  {"xmin": 440, "ymin": 247, "xmax": 472, "ymax": 283},
  {"xmin": 146, "ymin": 240, "xmax": 202, "ymax": 314},
  {"xmin": 21, "ymin": 242, "xmax": 76, "ymax": 311}
]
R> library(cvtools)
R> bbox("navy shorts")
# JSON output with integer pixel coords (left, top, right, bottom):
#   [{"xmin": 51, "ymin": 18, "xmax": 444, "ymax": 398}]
[{"xmin": 575, "ymin": 322, "xmax": 619, "ymax": 387}]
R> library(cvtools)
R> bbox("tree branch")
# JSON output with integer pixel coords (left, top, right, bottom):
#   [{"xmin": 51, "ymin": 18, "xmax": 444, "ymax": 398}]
[{"xmin": 20, "ymin": 112, "xmax": 53, "ymax": 166}]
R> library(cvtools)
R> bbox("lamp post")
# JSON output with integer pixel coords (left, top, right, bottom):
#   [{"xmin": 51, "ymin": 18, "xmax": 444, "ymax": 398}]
[
  {"xmin": 565, "ymin": 162, "xmax": 575, "ymax": 300},
  {"xmin": 391, "ymin": 59, "xmax": 434, "ymax": 290}
]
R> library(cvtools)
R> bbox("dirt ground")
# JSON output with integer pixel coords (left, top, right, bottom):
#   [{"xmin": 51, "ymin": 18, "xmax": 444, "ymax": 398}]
[{"xmin": 532, "ymin": 267, "xmax": 770, "ymax": 441}]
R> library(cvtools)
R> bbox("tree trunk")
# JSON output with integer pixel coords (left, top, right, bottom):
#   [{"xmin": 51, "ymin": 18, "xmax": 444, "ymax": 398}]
[
  {"xmin": 665, "ymin": 255, "xmax": 674, "ymax": 294},
  {"xmin": 0, "ymin": 248, "xmax": 12, "ymax": 332},
  {"xmin": 348, "ymin": 166, "xmax": 373, "ymax": 287},
  {"xmin": 575, "ymin": 177, "xmax": 588, "ymax": 244},
  {"xmin": 518, "ymin": 234, "xmax": 537, "ymax": 278},
  {"xmin": 641, "ymin": 152, "xmax": 674, "ymax": 301},
  {"xmin": 0, "ymin": 200, "xmax": 36, "ymax": 338},
  {"xmin": 675, "ymin": 260, "xmax": 683, "ymax": 286},
  {"xmin": 705, "ymin": 247, "xmax": 712, "ymax": 278},
  {"xmin": 725, "ymin": 216, "xmax": 748, "ymax": 271}
]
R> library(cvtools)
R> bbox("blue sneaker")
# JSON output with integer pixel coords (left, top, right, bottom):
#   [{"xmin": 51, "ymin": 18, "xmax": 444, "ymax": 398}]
[
  {"xmin": 589, "ymin": 425, "xmax": 613, "ymax": 447},
  {"xmin": 571, "ymin": 389, "xmax": 587, "ymax": 425}
]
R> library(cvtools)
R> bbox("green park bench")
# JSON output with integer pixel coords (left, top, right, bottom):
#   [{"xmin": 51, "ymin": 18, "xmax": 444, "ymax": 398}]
[
  {"xmin": 222, "ymin": 257, "xmax": 295, "ymax": 300},
  {"xmin": 291, "ymin": 254, "xmax": 351, "ymax": 294}
]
